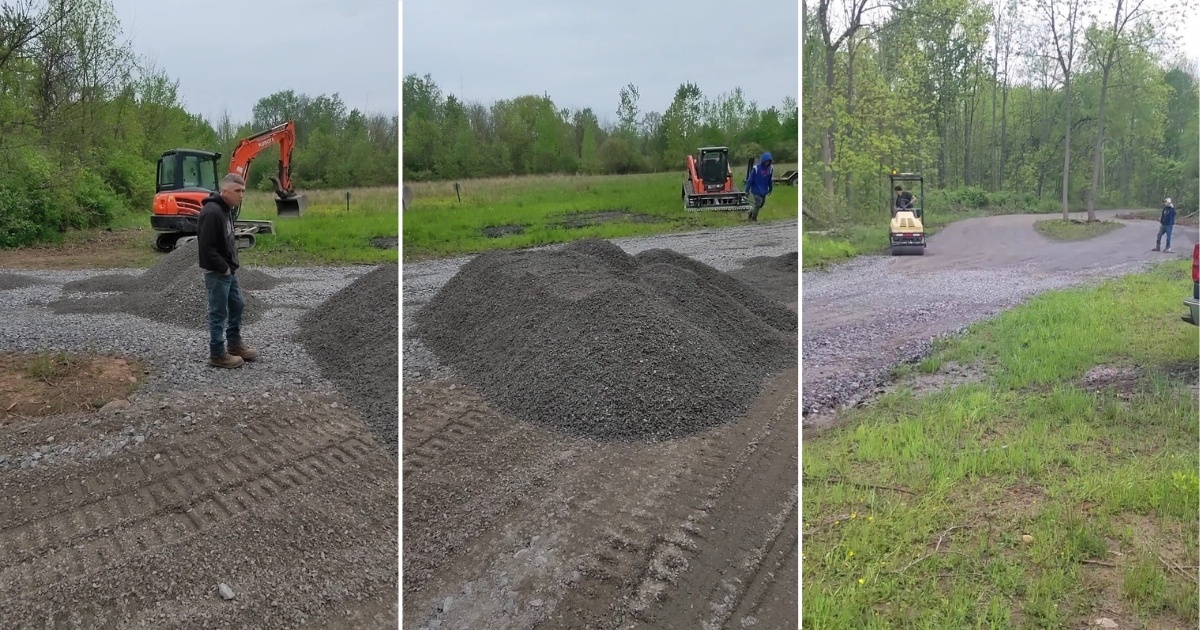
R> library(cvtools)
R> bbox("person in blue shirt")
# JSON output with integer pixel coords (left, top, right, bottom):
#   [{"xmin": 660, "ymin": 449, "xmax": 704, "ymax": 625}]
[
  {"xmin": 743, "ymin": 152, "xmax": 773, "ymax": 222},
  {"xmin": 1153, "ymin": 197, "xmax": 1176, "ymax": 253}
]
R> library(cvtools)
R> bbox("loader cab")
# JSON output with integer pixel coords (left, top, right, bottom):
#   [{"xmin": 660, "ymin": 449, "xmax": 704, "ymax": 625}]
[
  {"xmin": 157, "ymin": 149, "xmax": 222, "ymax": 194},
  {"xmin": 697, "ymin": 147, "xmax": 730, "ymax": 190}
]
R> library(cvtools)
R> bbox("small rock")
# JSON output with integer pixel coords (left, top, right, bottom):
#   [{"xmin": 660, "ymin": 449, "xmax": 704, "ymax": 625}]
[
  {"xmin": 1021, "ymin": 534, "xmax": 1034, "ymax": 544},
  {"xmin": 218, "ymin": 583, "xmax": 235, "ymax": 600},
  {"xmin": 99, "ymin": 400, "xmax": 131, "ymax": 414},
  {"xmin": 441, "ymin": 596, "xmax": 452, "ymax": 613},
  {"xmin": 503, "ymin": 599, "xmax": 514, "ymax": 614},
  {"xmin": 134, "ymin": 435, "xmax": 145, "ymax": 445},
  {"xmin": 154, "ymin": 454, "xmax": 162, "ymax": 461},
  {"xmin": 31, "ymin": 452, "xmax": 42, "ymax": 461},
  {"xmin": 1095, "ymin": 618, "xmax": 1118, "ymax": 629},
  {"xmin": 530, "ymin": 598, "xmax": 543, "ymax": 608},
  {"xmin": 429, "ymin": 621, "xmax": 441, "ymax": 629}
]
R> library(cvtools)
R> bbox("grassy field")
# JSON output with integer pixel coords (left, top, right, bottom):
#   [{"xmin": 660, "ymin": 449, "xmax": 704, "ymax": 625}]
[
  {"xmin": 98, "ymin": 187, "xmax": 399, "ymax": 267},
  {"xmin": 802, "ymin": 261, "xmax": 1199, "ymax": 629},
  {"xmin": 1035, "ymin": 219, "xmax": 1125, "ymax": 241},
  {"xmin": 401, "ymin": 166, "xmax": 799, "ymax": 260}
]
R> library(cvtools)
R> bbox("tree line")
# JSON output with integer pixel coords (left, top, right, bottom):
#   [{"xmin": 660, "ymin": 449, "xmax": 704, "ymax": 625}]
[
  {"xmin": 0, "ymin": 0, "xmax": 398, "ymax": 248},
  {"xmin": 803, "ymin": 0, "xmax": 1199, "ymax": 224},
  {"xmin": 402, "ymin": 74, "xmax": 799, "ymax": 181}
]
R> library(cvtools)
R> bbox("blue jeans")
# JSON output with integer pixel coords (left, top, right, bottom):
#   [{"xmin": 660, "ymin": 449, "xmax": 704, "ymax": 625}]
[
  {"xmin": 1157, "ymin": 224, "xmax": 1173, "ymax": 250},
  {"xmin": 204, "ymin": 271, "xmax": 244, "ymax": 357}
]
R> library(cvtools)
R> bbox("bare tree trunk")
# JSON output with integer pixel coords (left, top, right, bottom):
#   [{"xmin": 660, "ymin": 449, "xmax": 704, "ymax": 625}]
[
  {"xmin": 822, "ymin": 51, "xmax": 835, "ymax": 195},
  {"xmin": 1061, "ymin": 75, "xmax": 1072, "ymax": 220},
  {"xmin": 845, "ymin": 32, "xmax": 858, "ymax": 204}
]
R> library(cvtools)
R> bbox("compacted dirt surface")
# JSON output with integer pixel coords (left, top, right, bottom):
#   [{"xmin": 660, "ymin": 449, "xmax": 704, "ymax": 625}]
[
  {"xmin": 0, "ymin": 247, "xmax": 398, "ymax": 628},
  {"xmin": 402, "ymin": 221, "xmax": 799, "ymax": 629},
  {"xmin": 802, "ymin": 210, "xmax": 1199, "ymax": 431}
]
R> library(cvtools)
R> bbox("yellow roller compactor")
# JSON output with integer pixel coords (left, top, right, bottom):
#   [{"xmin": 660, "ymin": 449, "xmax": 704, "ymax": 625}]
[{"xmin": 889, "ymin": 170, "xmax": 926, "ymax": 256}]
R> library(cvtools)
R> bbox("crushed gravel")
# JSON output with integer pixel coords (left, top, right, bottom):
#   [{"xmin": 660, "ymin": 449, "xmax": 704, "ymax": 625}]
[
  {"xmin": 402, "ymin": 220, "xmax": 799, "ymax": 384},
  {"xmin": 296, "ymin": 263, "xmax": 399, "ymax": 451},
  {"xmin": 413, "ymin": 238, "xmax": 796, "ymax": 440},
  {"xmin": 0, "ymin": 273, "xmax": 48, "ymax": 290},
  {"xmin": 50, "ymin": 271, "xmax": 270, "ymax": 331},
  {"xmin": 0, "ymin": 264, "xmax": 368, "ymax": 406}
]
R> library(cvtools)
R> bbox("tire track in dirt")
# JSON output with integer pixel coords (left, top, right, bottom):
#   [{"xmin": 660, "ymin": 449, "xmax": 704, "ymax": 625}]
[
  {"xmin": 1, "ymin": 412, "xmax": 360, "ymax": 533},
  {"xmin": 0, "ymin": 421, "xmax": 373, "ymax": 602},
  {"xmin": 627, "ymin": 370, "xmax": 798, "ymax": 629},
  {"xmin": 402, "ymin": 381, "xmax": 488, "ymax": 478},
  {"xmin": 523, "ymin": 370, "xmax": 798, "ymax": 630}
]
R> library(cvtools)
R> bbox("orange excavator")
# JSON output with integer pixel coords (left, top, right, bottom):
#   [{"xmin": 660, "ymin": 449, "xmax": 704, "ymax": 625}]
[{"xmin": 150, "ymin": 121, "xmax": 308, "ymax": 252}]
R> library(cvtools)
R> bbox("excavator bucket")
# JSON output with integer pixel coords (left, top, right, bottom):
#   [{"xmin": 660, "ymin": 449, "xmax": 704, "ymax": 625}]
[{"xmin": 276, "ymin": 194, "xmax": 307, "ymax": 218}]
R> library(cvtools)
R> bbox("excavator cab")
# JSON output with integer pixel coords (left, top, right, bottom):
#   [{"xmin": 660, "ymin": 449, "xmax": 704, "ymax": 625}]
[{"xmin": 157, "ymin": 150, "xmax": 221, "ymax": 195}]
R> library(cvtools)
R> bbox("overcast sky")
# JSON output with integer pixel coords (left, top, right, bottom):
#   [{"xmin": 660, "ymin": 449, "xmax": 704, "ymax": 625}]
[
  {"xmin": 112, "ymin": 0, "xmax": 399, "ymax": 124},
  {"xmin": 401, "ymin": 0, "xmax": 799, "ymax": 122}
]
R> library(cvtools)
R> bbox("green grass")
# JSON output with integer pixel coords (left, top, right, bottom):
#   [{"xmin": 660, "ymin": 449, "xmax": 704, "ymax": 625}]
[
  {"xmin": 401, "ymin": 168, "xmax": 799, "ymax": 260},
  {"xmin": 111, "ymin": 187, "xmax": 399, "ymax": 266},
  {"xmin": 803, "ymin": 261, "xmax": 1200, "ymax": 629},
  {"xmin": 1034, "ymin": 219, "xmax": 1125, "ymax": 241}
]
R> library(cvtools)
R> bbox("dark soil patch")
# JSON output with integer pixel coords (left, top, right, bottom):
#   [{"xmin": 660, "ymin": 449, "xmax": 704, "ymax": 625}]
[
  {"xmin": 371, "ymin": 237, "xmax": 398, "ymax": 249},
  {"xmin": 414, "ymin": 238, "xmax": 797, "ymax": 440},
  {"xmin": 296, "ymin": 263, "xmax": 398, "ymax": 451},
  {"xmin": 481, "ymin": 225, "xmax": 525, "ymax": 238},
  {"xmin": 0, "ymin": 352, "xmax": 144, "ymax": 423},
  {"xmin": 1080, "ymin": 364, "xmax": 1142, "ymax": 397},
  {"xmin": 552, "ymin": 210, "xmax": 665, "ymax": 229},
  {"xmin": 888, "ymin": 361, "xmax": 987, "ymax": 397},
  {"xmin": 0, "ymin": 273, "xmax": 48, "ymax": 290}
]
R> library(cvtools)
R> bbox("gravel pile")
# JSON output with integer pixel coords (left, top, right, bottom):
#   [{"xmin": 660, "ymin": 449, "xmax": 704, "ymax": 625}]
[
  {"xmin": 49, "ymin": 241, "xmax": 285, "ymax": 330},
  {"xmin": 0, "ymin": 273, "xmax": 47, "ymax": 290},
  {"xmin": 414, "ymin": 238, "xmax": 797, "ymax": 440},
  {"xmin": 296, "ymin": 263, "xmax": 398, "ymax": 450},
  {"xmin": 64, "ymin": 242, "xmax": 282, "ymax": 294},
  {"xmin": 401, "ymin": 221, "xmax": 799, "ymax": 384},
  {"xmin": 50, "ymin": 269, "xmax": 268, "ymax": 330}
]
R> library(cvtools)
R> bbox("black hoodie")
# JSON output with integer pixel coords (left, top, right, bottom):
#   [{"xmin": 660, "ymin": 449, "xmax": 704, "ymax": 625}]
[{"xmin": 196, "ymin": 192, "xmax": 240, "ymax": 274}]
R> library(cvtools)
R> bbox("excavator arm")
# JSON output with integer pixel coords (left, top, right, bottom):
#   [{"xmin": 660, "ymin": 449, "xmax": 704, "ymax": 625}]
[{"xmin": 227, "ymin": 121, "xmax": 307, "ymax": 217}]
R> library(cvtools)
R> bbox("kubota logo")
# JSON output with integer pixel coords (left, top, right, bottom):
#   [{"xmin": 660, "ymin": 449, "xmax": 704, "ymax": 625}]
[{"xmin": 257, "ymin": 138, "xmax": 275, "ymax": 148}]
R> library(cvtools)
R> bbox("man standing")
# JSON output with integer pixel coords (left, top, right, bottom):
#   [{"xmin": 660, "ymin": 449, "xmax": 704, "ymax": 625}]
[
  {"xmin": 197, "ymin": 174, "xmax": 258, "ymax": 368},
  {"xmin": 1153, "ymin": 197, "xmax": 1176, "ymax": 253},
  {"xmin": 743, "ymin": 152, "xmax": 773, "ymax": 222}
]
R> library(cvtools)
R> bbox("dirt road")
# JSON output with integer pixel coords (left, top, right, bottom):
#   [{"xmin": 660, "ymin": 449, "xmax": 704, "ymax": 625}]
[
  {"xmin": 402, "ymin": 221, "xmax": 799, "ymax": 629},
  {"xmin": 802, "ymin": 210, "xmax": 1197, "ymax": 430}
]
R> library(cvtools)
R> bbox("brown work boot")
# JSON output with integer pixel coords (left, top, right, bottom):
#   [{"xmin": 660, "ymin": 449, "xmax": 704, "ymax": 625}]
[
  {"xmin": 209, "ymin": 353, "xmax": 244, "ymax": 369},
  {"xmin": 227, "ymin": 342, "xmax": 258, "ymax": 362}
]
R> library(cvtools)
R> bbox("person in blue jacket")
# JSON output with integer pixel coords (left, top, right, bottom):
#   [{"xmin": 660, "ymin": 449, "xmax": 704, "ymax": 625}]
[
  {"xmin": 743, "ymin": 152, "xmax": 773, "ymax": 222},
  {"xmin": 1153, "ymin": 197, "xmax": 1176, "ymax": 253}
]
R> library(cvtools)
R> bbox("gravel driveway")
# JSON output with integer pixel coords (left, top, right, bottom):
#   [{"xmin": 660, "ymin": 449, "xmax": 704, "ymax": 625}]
[{"xmin": 802, "ymin": 210, "xmax": 1198, "ymax": 430}]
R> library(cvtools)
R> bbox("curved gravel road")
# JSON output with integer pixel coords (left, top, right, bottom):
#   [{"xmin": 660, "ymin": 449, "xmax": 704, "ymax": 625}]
[{"xmin": 802, "ymin": 210, "xmax": 1198, "ymax": 430}]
